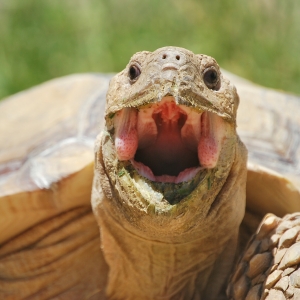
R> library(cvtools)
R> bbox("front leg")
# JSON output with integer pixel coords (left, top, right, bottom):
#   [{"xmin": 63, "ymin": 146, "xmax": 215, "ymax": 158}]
[{"xmin": 228, "ymin": 213, "xmax": 300, "ymax": 300}]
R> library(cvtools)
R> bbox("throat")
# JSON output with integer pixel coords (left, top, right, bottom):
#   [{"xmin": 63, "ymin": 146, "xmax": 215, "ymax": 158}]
[
  {"xmin": 98, "ymin": 209, "xmax": 237, "ymax": 300},
  {"xmin": 135, "ymin": 118, "xmax": 199, "ymax": 176}
]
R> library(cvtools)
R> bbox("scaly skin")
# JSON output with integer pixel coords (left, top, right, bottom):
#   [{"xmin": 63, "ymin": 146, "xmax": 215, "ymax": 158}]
[{"xmin": 92, "ymin": 47, "xmax": 248, "ymax": 299}]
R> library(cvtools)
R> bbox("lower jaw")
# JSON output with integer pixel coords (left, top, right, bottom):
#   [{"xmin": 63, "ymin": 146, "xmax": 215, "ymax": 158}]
[
  {"xmin": 131, "ymin": 159, "xmax": 203, "ymax": 183},
  {"xmin": 119, "ymin": 160, "xmax": 209, "ymax": 205}
]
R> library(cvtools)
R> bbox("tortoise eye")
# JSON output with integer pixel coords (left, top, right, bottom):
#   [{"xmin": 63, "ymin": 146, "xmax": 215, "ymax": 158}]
[
  {"xmin": 129, "ymin": 64, "xmax": 141, "ymax": 81},
  {"xmin": 203, "ymin": 67, "xmax": 220, "ymax": 90}
]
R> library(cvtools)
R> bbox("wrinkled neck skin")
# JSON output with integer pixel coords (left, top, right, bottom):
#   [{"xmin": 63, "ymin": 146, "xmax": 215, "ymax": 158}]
[{"xmin": 92, "ymin": 133, "xmax": 247, "ymax": 300}]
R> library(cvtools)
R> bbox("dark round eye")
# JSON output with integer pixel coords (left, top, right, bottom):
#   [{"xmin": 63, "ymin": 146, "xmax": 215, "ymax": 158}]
[
  {"xmin": 129, "ymin": 64, "xmax": 141, "ymax": 81},
  {"xmin": 203, "ymin": 67, "xmax": 220, "ymax": 90}
]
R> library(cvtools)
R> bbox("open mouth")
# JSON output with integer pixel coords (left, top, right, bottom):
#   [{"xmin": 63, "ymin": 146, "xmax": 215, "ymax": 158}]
[{"xmin": 112, "ymin": 96, "xmax": 225, "ymax": 187}]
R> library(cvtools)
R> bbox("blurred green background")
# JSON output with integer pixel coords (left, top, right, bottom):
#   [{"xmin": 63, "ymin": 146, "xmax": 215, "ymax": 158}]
[{"xmin": 0, "ymin": 0, "xmax": 299, "ymax": 100}]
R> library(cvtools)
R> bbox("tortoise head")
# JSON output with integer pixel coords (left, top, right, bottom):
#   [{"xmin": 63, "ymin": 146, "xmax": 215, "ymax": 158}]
[{"xmin": 93, "ymin": 47, "xmax": 247, "ymax": 242}]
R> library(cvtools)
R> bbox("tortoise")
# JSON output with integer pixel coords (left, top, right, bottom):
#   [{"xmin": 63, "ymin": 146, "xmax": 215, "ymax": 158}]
[{"xmin": 0, "ymin": 46, "xmax": 299, "ymax": 300}]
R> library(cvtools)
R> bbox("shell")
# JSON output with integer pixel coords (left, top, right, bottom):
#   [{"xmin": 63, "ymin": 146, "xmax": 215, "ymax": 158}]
[
  {"xmin": 225, "ymin": 71, "xmax": 300, "ymax": 219},
  {"xmin": 0, "ymin": 74, "xmax": 111, "ymax": 299},
  {"xmin": 0, "ymin": 74, "xmax": 110, "ymax": 244}
]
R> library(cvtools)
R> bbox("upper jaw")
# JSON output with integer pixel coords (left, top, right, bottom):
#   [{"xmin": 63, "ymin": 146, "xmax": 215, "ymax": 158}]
[
  {"xmin": 105, "ymin": 48, "xmax": 239, "ymax": 123},
  {"xmin": 106, "ymin": 71, "xmax": 238, "ymax": 124}
]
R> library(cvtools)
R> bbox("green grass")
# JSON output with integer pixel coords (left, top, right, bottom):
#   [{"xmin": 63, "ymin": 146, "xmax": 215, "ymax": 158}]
[{"xmin": 0, "ymin": 0, "xmax": 299, "ymax": 99}]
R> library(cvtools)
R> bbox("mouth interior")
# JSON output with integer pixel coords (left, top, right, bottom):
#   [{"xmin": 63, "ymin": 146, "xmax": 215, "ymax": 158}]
[
  {"xmin": 135, "ymin": 103, "xmax": 198, "ymax": 176},
  {"xmin": 113, "ymin": 96, "xmax": 224, "ymax": 183}
]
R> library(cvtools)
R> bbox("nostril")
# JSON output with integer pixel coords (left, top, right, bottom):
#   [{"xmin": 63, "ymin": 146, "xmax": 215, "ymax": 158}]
[
  {"xmin": 162, "ymin": 54, "xmax": 167, "ymax": 59},
  {"xmin": 176, "ymin": 55, "xmax": 180, "ymax": 61}
]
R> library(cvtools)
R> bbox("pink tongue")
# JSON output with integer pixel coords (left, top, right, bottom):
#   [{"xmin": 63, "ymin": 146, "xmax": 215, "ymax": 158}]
[
  {"xmin": 115, "ymin": 108, "xmax": 138, "ymax": 160},
  {"xmin": 197, "ymin": 112, "xmax": 223, "ymax": 168}
]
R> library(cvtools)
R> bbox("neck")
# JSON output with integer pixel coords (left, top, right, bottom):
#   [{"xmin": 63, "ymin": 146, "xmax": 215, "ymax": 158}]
[{"xmin": 98, "ymin": 205, "xmax": 239, "ymax": 300}]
